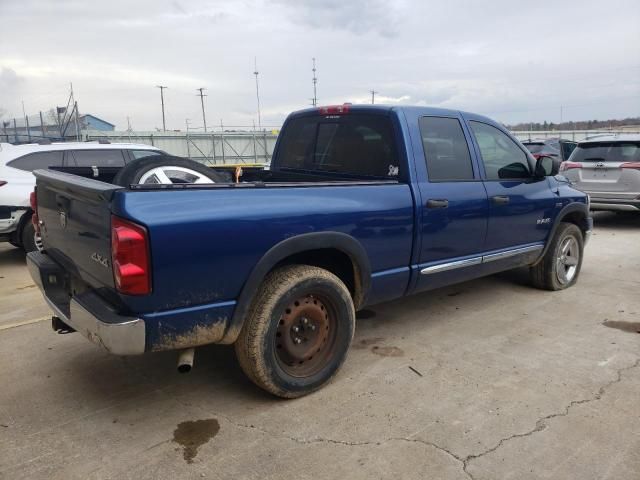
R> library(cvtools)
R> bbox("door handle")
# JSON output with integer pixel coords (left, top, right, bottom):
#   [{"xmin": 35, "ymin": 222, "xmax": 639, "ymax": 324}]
[
  {"xmin": 426, "ymin": 199, "xmax": 449, "ymax": 209},
  {"xmin": 491, "ymin": 195, "xmax": 510, "ymax": 205}
]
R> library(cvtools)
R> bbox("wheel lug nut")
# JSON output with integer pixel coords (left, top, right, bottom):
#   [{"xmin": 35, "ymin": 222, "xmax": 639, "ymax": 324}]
[
  {"xmin": 301, "ymin": 317, "xmax": 308, "ymax": 324},
  {"xmin": 294, "ymin": 337, "xmax": 302, "ymax": 344},
  {"xmin": 309, "ymin": 324, "xmax": 316, "ymax": 331},
  {"xmin": 293, "ymin": 326, "xmax": 300, "ymax": 333}
]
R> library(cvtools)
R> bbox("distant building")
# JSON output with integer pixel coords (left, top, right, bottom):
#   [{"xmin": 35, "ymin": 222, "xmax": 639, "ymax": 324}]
[
  {"xmin": 79, "ymin": 114, "xmax": 115, "ymax": 131},
  {"xmin": 2, "ymin": 112, "xmax": 116, "ymax": 143}
]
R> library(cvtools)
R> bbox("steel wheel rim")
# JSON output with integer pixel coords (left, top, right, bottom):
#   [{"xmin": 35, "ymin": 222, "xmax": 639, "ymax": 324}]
[
  {"xmin": 138, "ymin": 166, "xmax": 214, "ymax": 184},
  {"xmin": 275, "ymin": 294, "xmax": 338, "ymax": 378},
  {"xmin": 556, "ymin": 236, "xmax": 579, "ymax": 285}
]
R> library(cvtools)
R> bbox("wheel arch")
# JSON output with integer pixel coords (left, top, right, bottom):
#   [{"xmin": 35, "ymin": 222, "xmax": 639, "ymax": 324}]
[
  {"xmin": 221, "ymin": 232, "xmax": 371, "ymax": 344},
  {"xmin": 535, "ymin": 202, "xmax": 590, "ymax": 264}
]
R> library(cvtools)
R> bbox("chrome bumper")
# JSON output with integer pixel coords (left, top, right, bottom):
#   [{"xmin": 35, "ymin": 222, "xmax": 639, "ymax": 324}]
[{"xmin": 27, "ymin": 252, "xmax": 146, "ymax": 355}]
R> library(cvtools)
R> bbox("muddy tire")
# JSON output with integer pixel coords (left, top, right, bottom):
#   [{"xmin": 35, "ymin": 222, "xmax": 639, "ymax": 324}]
[
  {"xmin": 235, "ymin": 265, "xmax": 355, "ymax": 398},
  {"xmin": 530, "ymin": 222, "xmax": 584, "ymax": 291},
  {"xmin": 113, "ymin": 155, "xmax": 228, "ymax": 186}
]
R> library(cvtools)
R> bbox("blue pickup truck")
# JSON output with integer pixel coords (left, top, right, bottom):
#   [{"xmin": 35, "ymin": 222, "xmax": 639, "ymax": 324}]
[{"xmin": 27, "ymin": 105, "xmax": 592, "ymax": 397}]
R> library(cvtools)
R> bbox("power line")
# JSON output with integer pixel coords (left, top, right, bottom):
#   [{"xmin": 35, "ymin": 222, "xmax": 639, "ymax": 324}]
[
  {"xmin": 196, "ymin": 87, "xmax": 208, "ymax": 132},
  {"xmin": 156, "ymin": 85, "xmax": 168, "ymax": 131}
]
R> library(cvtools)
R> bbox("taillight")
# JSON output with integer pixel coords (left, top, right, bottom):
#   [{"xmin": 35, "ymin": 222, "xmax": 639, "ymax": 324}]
[
  {"xmin": 620, "ymin": 162, "xmax": 640, "ymax": 170},
  {"xmin": 560, "ymin": 161, "xmax": 582, "ymax": 172},
  {"xmin": 318, "ymin": 104, "xmax": 351, "ymax": 115},
  {"xmin": 30, "ymin": 189, "xmax": 40, "ymax": 234},
  {"xmin": 111, "ymin": 216, "xmax": 151, "ymax": 295}
]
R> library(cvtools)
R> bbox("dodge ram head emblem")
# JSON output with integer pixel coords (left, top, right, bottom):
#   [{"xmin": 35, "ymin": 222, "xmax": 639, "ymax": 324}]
[{"xmin": 59, "ymin": 211, "xmax": 67, "ymax": 229}]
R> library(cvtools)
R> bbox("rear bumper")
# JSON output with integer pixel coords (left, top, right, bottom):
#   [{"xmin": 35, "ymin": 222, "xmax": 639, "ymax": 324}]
[
  {"xmin": 590, "ymin": 200, "xmax": 640, "ymax": 212},
  {"xmin": 587, "ymin": 194, "xmax": 640, "ymax": 212},
  {"xmin": 27, "ymin": 251, "xmax": 146, "ymax": 355}
]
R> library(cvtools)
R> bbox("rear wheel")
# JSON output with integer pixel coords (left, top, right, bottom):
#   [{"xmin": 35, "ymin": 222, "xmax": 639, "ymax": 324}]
[
  {"xmin": 530, "ymin": 222, "xmax": 584, "ymax": 290},
  {"xmin": 235, "ymin": 265, "xmax": 355, "ymax": 398}
]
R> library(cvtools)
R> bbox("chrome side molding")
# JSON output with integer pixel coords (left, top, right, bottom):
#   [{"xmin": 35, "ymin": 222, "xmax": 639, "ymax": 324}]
[{"xmin": 420, "ymin": 245, "xmax": 543, "ymax": 275}]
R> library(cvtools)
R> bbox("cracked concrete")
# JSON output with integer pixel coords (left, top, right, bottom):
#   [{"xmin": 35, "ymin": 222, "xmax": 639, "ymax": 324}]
[{"xmin": 0, "ymin": 211, "xmax": 639, "ymax": 479}]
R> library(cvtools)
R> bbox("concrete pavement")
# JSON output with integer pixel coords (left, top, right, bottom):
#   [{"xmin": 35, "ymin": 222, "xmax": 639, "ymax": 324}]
[{"xmin": 0, "ymin": 212, "xmax": 638, "ymax": 479}]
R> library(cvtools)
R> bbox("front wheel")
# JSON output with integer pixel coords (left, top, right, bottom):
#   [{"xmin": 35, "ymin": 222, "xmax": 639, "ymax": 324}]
[
  {"xmin": 530, "ymin": 222, "xmax": 584, "ymax": 290},
  {"xmin": 235, "ymin": 265, "xmax": 355, "ymax": 398}
]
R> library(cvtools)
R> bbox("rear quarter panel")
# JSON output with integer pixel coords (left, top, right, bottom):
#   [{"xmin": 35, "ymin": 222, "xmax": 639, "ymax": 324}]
[{"xmin": 112, "ymin": 184, "xmax": 414, "ymax": 314}]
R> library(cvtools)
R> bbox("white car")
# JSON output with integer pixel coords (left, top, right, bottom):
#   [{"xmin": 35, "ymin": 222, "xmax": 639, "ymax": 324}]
[{"xmin": 0, "ymin": 141, "xmax": 164, "ymax": 251}]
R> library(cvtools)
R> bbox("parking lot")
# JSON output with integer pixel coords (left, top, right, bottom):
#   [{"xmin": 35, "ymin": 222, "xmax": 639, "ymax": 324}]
[{"xmin": 0, "ymin": 212, "xmax": 637, "ymax": 480}]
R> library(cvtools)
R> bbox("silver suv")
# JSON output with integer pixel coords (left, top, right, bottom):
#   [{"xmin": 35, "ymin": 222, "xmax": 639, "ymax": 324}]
[{"xmin": 561, "ymin": 134, "xmax": 640, "ymax": 212}]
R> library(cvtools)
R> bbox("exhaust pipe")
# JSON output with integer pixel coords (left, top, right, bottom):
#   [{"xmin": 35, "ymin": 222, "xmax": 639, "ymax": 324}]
[{"xmin": 177, "ymin": 348, "xmax": 195, "ymax": 373}]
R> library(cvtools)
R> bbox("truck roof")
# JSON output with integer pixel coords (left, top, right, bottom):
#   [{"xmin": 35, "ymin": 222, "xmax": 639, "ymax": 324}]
[{"xmin": 289, "ymin": 104, "xmax": 499, "ymax": 126}]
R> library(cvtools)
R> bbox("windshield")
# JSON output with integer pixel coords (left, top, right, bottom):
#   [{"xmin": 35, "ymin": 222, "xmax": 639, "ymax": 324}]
[{"xmin": 570, "ymin": 142, "xmax": 640, "ymax": 162}]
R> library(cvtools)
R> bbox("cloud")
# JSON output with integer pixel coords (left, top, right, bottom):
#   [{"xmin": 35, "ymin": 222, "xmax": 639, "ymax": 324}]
[
  {"xmin": 0, "ymin": 0, "xmax": 638, "ymax": 130},
  {"xmin": 274, "ymin": 0, "xmax": 406, "ymax": 37}
]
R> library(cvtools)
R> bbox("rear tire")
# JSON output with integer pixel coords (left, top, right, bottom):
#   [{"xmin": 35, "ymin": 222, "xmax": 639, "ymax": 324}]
[
  {"xmin": 113, "ymin": 155, "xmax": 229, "ymax": 186},
  {"xmin": 235, "ymin": 265, "xmax": 355, "ymax": 398},
  {"xmin": 530, "ymin": 222, "xmax": 584, "ymax": 291}
]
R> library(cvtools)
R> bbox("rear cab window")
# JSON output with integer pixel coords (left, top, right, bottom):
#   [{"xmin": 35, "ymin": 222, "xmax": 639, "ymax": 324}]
[
  {"xmin": 419, "ymin": 116, "xmax": 475, "ymax": 181},
  {"xmin": 276, "ymin": 113, "xmax": 401, "ymax": 179},
  {"xmin": 7, "ymin": 151, "xmax": 64, "ymax": 171}
]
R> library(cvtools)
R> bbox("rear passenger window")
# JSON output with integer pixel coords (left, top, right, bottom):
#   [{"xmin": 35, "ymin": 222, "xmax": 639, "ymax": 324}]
[
  {"xmin": 419, "ymin": 117, "xmax": 474, "ymax": 181},
  {"xmin": 7, "ymin": 151, "xmax": 64, "ymax": 171},
  {"xmin": 65, "ymin": 150, "xmax": 125, "ymax": 167},
  {"xmin": 469, "ymin": 121, "xmax": 531, "ymax": 180}
]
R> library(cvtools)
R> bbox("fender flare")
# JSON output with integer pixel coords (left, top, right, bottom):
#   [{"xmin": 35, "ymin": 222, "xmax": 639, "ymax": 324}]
[
  {"xmin": 536, "ymin": 202, "xmax": 590, "ymax": 262},
  {"xmin": 220, "ymin": 232, "xmax": 371, "ymax": 344}
]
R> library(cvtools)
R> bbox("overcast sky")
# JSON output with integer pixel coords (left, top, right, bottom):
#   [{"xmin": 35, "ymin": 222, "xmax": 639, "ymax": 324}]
[{"xmin": 1, "ymin": 0, "xmax": 639, "ymax": 131}]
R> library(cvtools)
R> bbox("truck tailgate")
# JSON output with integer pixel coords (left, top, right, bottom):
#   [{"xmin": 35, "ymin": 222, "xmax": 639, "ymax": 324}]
[{"xmin": 34, "ymin": 169, "xmax": 120, "ymax": 289}]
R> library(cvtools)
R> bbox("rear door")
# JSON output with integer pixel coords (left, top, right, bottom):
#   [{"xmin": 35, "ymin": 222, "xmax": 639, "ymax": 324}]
[
  {"xmin": 565, "ymin": 141, "xmax": 640, "ymax": 199},
  {"xmin": 467, "ymin": 119, "xmax": 557, "ymax": 253},
  {"xmin": 413, "ymin": 115, "xmax": 489, "ymax": 292}
]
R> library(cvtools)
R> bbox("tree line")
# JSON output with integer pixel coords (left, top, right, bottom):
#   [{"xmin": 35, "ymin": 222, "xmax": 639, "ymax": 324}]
[{"xmin": 508, "ymin": 117, "xmax": 640, "ymax": 131}]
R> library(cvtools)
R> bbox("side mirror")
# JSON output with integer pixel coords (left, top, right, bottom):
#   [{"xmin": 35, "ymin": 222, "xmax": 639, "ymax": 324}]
[{"xmin": 535, "ymin": 155, "xmax": 560, "ymax": 177}]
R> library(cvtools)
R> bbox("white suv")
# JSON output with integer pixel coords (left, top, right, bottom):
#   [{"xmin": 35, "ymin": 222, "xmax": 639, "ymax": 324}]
[{"xmin": 0, "ymin": 141, "xmax": 163, "ymax": 251}]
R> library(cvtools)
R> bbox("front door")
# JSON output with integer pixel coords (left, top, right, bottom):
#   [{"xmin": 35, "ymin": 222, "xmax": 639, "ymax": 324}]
[{"xmin": 467, "ymin": 120, "xmax": 557, "ymax": 254}]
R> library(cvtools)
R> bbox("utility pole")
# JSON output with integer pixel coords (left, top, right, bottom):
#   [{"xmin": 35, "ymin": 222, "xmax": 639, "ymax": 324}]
[
  {"xmin": 196, "ymin": 87, "xmax": 208, "ymax": 132},
  {"xmin": 371, "ymin": 90, "xmax": 378, "ymax": 105},
  {"xmin": 156, "ymin": 85, "xmax": 168, "ymax": 132},
  {"xmin": 39, "ymin": 111, "xmax": 46, "ymax": 138},
  {"xmin": 253, "ymin": 57, "xmax": 262, "ymax": 130},
  {"xmin": 22, "ymin": 100, "xmax": 31, "ymax": 142},
  {"xmin": 312, "ymin": 58, "xmax": 318, "ymax": 107}
]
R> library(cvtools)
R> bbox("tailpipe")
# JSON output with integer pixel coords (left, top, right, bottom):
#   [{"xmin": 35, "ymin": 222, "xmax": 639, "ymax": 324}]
[{"xmin": 177, "ymin": 348, "xmax": 195, "ymax": 373}]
